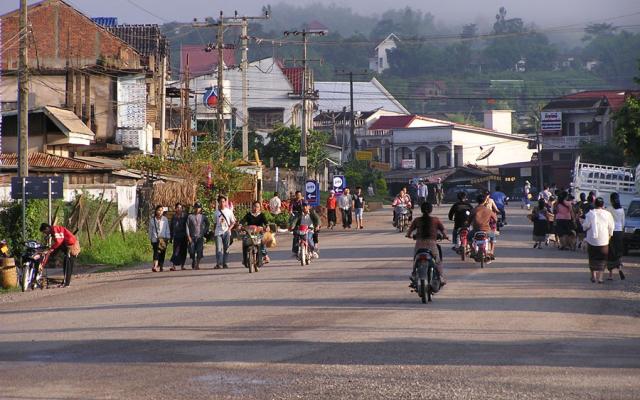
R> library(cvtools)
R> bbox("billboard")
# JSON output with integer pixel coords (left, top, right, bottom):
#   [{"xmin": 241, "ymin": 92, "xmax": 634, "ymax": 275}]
[
  {"xmin": 355, "ymin": 150, "xmax": 373, "ymax": 161},
  {"xmin": 305, "ymin": 180, "xmax": 320, "ymax": 207},
  {"xmin": 332, "ymin": 175, "xmax": 346, "ymax": 196},
  {"xmin": 541, "ymin": 111, "xmax": 562, "ymax": 133},
  {"xmin": 401, "ymin": 159, "xmax": 416, "ymax": 169},
  {"xmin": 116, "ymin": 75, "xmax": 147, "ymax": 151}
]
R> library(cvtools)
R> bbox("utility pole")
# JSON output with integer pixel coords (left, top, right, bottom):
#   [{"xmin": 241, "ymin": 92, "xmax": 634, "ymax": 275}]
[
  {"xmin": 194, "ymin": 10, "xmax": 269, "ymax": 160},
  {"xmin": 18, "ymin": 0, "xmax": 29, "ymax": 178},
  {"xmin": 335, "ymin": 69, "xmax": 368, "ymax": 161},
  {"xmin": 536, "ymin": 129, "xmax": 544, "ymax": 189},
  {"xmin": 284, "ymin": 28, "xmax": 325, "ymax": 181}
]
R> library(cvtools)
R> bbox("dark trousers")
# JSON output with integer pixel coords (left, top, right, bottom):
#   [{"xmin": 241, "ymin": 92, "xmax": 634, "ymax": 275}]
[
  {"xmin": 171, "ymin": 236, "xmax": 188, "ymax": 266},
  {"xmin": 189, "ymin": 237, "xmax": 205, "ymax": 261},
  {"xmin": 341, "ymin": 208, "xmax": 352, "ymax": 228},
  {"xmin": 152, "ymin": 241, "xmax": 167, "ymax": 266},
  {"xmin": 327, "ymin": 209, "xmax": 337, "ymax": 227}
]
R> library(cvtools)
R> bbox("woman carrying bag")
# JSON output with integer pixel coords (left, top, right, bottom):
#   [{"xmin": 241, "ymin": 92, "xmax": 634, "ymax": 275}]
[{"xmin": 149, "ymin": 205, "xmax": 170, "ymax": 272}]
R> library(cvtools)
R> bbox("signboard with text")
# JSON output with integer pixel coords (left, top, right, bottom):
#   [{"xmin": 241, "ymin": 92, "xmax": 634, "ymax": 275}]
[
  {"xmin": 305, "ymin": 180, "xmax": 320, "ymax": 207},
  {"xmin": 541, "ymin": 111, "xmax": 562, "ymax": 133},
  {"xmin": 401, "ymin": 159, "xmax": 416, "ymax": 169},
  {"xmin": 11, "ymin": 176, "xmax": 64, "ymax": 200},
  {"xmin": 370, "ymin": 161, "xmax": 391, "ymax": 171},
  {"xmin": 332, "ymin": 175, "xmax": 346, "ymax": 196},
  {"xmin": 355, "ymin": 150, "xmax": 373, "ymax": 161}
]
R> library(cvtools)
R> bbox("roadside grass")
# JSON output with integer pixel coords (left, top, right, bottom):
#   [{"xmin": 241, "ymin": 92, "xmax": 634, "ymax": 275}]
[
  {"xmin": 0, "ymin": 286, "xmax": 19, "ymax": 294},
  {"xmin": 78, "ymin": 230, "xmax": 169, "ymax": 272}
]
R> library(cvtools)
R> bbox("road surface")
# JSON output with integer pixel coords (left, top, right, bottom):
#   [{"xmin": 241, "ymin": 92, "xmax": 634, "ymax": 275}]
[{"xmin": 1, "ymin": 206, "xmax": 639, "ymax": 399}]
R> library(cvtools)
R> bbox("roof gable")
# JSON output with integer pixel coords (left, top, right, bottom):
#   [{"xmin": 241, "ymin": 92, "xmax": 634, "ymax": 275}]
[{"xmin": 180, "ymin": 44, "xmax": 236, "ymax": 77}]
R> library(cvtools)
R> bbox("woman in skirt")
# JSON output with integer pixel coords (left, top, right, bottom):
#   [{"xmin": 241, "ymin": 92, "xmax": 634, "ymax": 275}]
[
  {"xmin": 582, "ymin": 197, "xmax": 615, "ymax": 284},
  {"xmin": 530, "ymin": 199, "xmax": 550, "ymax": 249},
  {"xmin": 607, "ymin": 193, "xmax": 626, "ymax": 280}
]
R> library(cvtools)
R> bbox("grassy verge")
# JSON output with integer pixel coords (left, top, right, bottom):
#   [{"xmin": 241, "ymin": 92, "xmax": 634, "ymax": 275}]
[
  {"xmin": 0, "ymin": 286, "xmax": 20, "ymax": 294},
  {"xmin": 78, "ymin": 230, "xmax": 172, "ymax": 272}
]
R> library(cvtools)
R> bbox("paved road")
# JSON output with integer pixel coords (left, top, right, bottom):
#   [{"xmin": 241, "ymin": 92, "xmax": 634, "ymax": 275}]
[{"xmin": 1, "ymin": 206, "xmax": 639, "ymax": 399}]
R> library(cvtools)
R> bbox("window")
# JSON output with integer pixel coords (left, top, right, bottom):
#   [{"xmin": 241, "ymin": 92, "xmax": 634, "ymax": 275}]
[
  {"xmin": 579, "ymin": 122, "xmax": 589, "ymax": 136},
  {"xmin": 248, "ymin": 108, "xmax": 285, "ymax": 131},
  {"xmin": 559, "ymin": 153, "xmax": 573, "ymax": 161},
  {"xmin": 568, "ymin": 122, "xmax": 575, "ymax": 137},
  {"xmin": 379, "ymin": 57, "xmax": 384, "ymax": 68}
]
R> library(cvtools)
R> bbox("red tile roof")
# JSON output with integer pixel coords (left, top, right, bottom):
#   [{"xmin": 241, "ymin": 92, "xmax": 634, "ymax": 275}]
[
  {"xmin": 563, "ymin": 90, "xmax": 640, "ymax": 112},
  {"xmin": 180, "ymin": 44, "xmax": 236, "ymax": 77},
  {"xmin": 369, "ymin": 115, "xmax": 416, "ymax": 130},
  {"xmin": 281, "ymin": 66, "xmax": 304, "ymax": 95}
]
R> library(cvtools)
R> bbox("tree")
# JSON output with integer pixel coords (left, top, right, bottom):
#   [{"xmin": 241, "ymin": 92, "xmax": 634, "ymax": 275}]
[
  {"xmin": 493, "ymin": 7, "xmax": 524, "ymax": 35},
  {"xmin": 262, "ymin": 125, "xmax": 301, "ymax": 167},
  {"xmin": 583, "ymin": 23, "xmax": 617, "ymax": 42},
  {"xmin": 307, "ymin": 130, "xmax": 332, "ymax": 173},
  {"xmin": 461, "ymin": 23, "xmax": 478, "ymax": 39},
  {"xmin": 614, "ymin": 95, "xmax": 640, "ymax": 164}
]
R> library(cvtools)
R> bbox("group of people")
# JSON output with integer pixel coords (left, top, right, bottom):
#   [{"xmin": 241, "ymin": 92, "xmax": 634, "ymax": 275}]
[
  {"xmin": 528, "ymin": 187, "xmax": 625, "ymax": 283},
  {"xmin": 324, "ymin": 187, "xmax": 366, "ymax": 230}
]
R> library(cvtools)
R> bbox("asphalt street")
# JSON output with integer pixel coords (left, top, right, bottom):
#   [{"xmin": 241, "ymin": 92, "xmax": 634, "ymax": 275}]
[{"xmin": 1, "ymin": 206, "xmax": 639, "ymax": 399}]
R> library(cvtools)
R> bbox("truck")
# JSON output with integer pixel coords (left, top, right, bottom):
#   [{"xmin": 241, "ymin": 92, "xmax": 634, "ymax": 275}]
[
  {"xmin": 571, "ymin": 156, "xmax": 639, "ymax": 209},
  {"xmin": 571, "ymin": 156, "xmax": 640, "ymax": 254}
]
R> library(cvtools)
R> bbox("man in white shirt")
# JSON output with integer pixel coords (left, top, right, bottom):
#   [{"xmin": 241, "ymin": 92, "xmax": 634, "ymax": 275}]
[
  {"xmin": 214, "ymin": 195, "xmax": 236, "ymax": 269},
  {"xmin": 269, "ymin": 192, "xmax": 282, "ymax": 215},
  {"xmin": 582, "ymin": 197, "xmax": 614, "ymax": 283},
  {"xmin": 338, "ymin": 187, "xmax": 354, "ymax": 229},
  {"xmin": 417, "ymin": 180, "xmax": 428, "ymax": 206}
]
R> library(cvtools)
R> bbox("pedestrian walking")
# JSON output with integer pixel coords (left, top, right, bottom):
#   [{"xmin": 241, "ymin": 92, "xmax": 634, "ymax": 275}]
[
  {"xmin": 554, "ymin": 191, "xmax": 576, "ymax": 250},
  {"xmin": 417, "ymin": 180, "xmax": 428, "ymax": 206},
  {"xmin": 269, "ymin": 192, "xmax": 282, "ymax": 215},
  {"xmin": 187, "ymin": 202, "xmax": 210, "ymax": 270},
  {"xmin": 530, "ymin": 199, "xmax": 551, "ymax": 249},
  {"xmin": 338, "ymin": 187, "xmax": 354, "ymax": 229},
  {"xmin": 354, "ymin": 186, "xmax": 365, "ymax": 229},
  {"xmin": 435, "ymin": 178, "xmax": 444, "ymax": 207},
  {"xmin": 326, "ymin": 190, "xmax": 337, "ymax": 229},
  {"xmin": 169, "ymin": 202, "xmax": 189, "ymax": 271},
  {"xmin": 149, "ymin": 205, "xmax": 170, "ymax": 272},
  {"xmin": 212, "ymin": 195, "xmax": 235, "ymax": 269},
  {"xmin": 367, "ymin": 183, "xmax": 375, "ymax": 197},
  {"xmin": 582, "ymin": 197, "xmax": 615, "ymax": 284},
  {"xmin": 607, "ymin": 193, "xmax": 626, "ymax": 280}
]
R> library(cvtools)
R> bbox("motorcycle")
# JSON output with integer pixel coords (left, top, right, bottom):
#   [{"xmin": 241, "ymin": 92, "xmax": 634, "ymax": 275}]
[
  {"xmin": 395, "ymin": 205, "xmax": 410, "ymax": 232},
  {"xmin": 456, "ymin": 226, "xmax": 471, "ymax": 261},
  {"xmin": 241, "ymin": 225, "xmax": 264, "ymax": 273},
  {"xmin": 471, "ymin": 231, "xmax": 490, "ymax": 268},
  {"xmin": 17, "ymin": 241, "xmax": 48, "ymax": 291},
  {"xmin": 295, "ymin": 224, "xmax": 313, "ymax": 266}
]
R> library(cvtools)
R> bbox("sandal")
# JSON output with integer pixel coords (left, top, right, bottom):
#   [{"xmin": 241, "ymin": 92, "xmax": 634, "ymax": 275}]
[
  {"xmin": 169, "ymin": 267, "xmax": 177, "ymax": 271},
  {"xmin": 151, "ymin": 266, "xmax": 159, "ymax": 272}
]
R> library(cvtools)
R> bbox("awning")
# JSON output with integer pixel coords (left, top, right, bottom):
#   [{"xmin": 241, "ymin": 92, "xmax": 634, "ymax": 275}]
[{"xmin": 42, "ymin": 106, "xmax": 94, "ymax": 145}]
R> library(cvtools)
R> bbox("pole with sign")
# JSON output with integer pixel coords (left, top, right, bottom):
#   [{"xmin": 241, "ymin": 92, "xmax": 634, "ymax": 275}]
[
  {"xmin": 332, "ymin": 175, "xmax": 346, "ymax": 196},
  {"xmin": 11, "ymin": 176, "xmax": 64, "ymax": 241}
]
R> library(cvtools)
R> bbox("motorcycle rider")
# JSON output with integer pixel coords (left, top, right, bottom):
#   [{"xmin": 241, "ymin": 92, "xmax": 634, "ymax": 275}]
[
  {"xmin": 406, "ymin": 202, "xmax": 448, "ymax": 287},
  {"xmin": 448, "ymin": 191, "xmax": 473, "ymax": 250},
  {"xmin": 491, "ymin": 185, "xmax": 508, "ymax": 225},
  {"xmin": 290, "ymin": 202, "xmax": 320, "ymax": 258},
  {"xmin": 469, "ymin": 195, "xmax": 497, "ymax": 262},
  {"xmin": 289, "ymin": 190, "xmax": 305, "ymax": 254},
  {"xmin": 39, "ymin": 223, "xmax": 81, "ymax": 287},
  {"xmin": 240, "ymin": 201, "xmax": 270, "ymax": 267},
  {"xmin": 392, "ymin": 188, "xmax": 412, "ymax": 227}
]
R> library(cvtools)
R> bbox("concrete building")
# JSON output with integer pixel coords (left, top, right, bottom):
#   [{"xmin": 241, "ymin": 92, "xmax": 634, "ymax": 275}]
[{"xmin": 369, "ymin": 34, "xmax": 399, "ymax": 74}]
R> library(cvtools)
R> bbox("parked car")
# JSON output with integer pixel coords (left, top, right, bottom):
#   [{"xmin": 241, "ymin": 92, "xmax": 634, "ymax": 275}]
[
  {"xmin": 444, "ymin": 185, "xmax": 481, "ymax": 203},
  {"xmin": 623, "ymin": 198, "xmax": 640, "ymax": 255}
]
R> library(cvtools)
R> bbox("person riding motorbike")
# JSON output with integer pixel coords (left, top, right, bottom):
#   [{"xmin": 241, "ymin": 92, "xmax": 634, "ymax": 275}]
[
  {"xmin": 448, "ymin": 191, "xmax": 473, "ymax": 250},
  {"xmin": 406, "ymin": 202, "xmax": 448, "ymax": 287},
  {"xmin": 240, "ymin": 201, "xmax": 271, "ymax": 267},
  {"xmin": 290, "ymin": 202, "xmax": 320, "ymax": 258},
  {"xmin": 490, "ymin": 185, "xmax": 508, "ymax": 225},
  {"xmin": 392, "ymin": 188, "xmax": 413, "ymax": 227},
  {"xmin": 469, "ymin": 194, "xmax": 497, "ymax": 261}
]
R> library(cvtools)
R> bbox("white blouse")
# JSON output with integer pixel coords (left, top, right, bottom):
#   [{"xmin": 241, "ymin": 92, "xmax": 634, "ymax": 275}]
[
  {"xmin": 148, "ymin": 216, "xmax": 170, "ymax": 243},
  {"xmin": 610, "ymin": 207, "xmax": 625, "ymax": 232},
  {"xmin": 582, "ymin": 208, "xmax": 615, "ymax": 247}
]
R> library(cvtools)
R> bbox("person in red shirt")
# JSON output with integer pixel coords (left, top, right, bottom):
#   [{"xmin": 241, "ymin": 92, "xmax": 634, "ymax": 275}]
[
  {"xmin": 326, "ymin": 190, "xmax": 337, "ymax": 229},
  {"xmin": 40, "ymin": 223, "xmax": 81, "ymax": 287}
]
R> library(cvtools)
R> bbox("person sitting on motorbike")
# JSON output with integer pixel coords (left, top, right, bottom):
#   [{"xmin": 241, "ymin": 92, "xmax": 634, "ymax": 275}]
[
  {"xmin": 448, "ymin": 191, "xmax": 473, "ymax": 250},
  {"xmin": 240, "ymin": 201, "xmax": 270, "ymax": 267},
  {"xmin": 392, "ymin": 188, "xmax": 412, "ymax": 226},
  {"xmin": 39, "ymin": 223, "xmax": 81, "ymax": 287},
  {"xmin": 469, "ymin": 195, "xmax": 497, "ymax": 261},
  {"xmin": 490, "ymin": 185, "xmax": 508, "ymax": 225},
  {"xmin": 406, "ymin": 202, "xmax": 448, "ymax": 286},
  {"xmin": 290, "ymin": 202, "xmax": 320, "ymax": 258}
]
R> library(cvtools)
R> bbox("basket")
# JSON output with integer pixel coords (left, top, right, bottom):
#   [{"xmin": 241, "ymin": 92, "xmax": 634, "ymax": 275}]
[{"xmin": 1, "ymin": 258, "xmax": 17, "ymax": 289}]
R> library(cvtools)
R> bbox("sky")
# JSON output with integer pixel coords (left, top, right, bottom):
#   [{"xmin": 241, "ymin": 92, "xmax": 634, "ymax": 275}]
[{"xmin": 2, "ymin": 0, "xmax": 640, "ymax": 28}]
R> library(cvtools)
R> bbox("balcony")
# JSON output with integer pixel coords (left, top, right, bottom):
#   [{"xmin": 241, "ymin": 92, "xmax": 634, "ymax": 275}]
[{"xmin": 542, "ymin": 135, "xmax": 605, "ymax": 149}]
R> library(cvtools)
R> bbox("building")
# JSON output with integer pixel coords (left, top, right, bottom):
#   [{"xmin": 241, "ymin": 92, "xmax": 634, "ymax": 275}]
[
  {"xmin": 540, "ymin": 90, "xmax": 640, "ymax": 162},
  {"xmin": 0, "ymin": 0, "xmax": 167, "ymax": 156},
  {"xmin": 315, "ymin": 78, "xmax": 409, "ymax": 115},
  {"xmin": 180, "ymin": 44, "xmax": 236, "ymax": 77},
  {"xmin": 369, "ymin": 33, "xmax": 399, "ymax": 74},
  {"xmin": 356, "ymin": 111, "xmax": 534, "ymax": 176}
]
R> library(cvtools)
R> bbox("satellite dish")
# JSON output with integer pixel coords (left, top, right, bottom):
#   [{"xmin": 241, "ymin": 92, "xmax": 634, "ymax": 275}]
[{"xmin": 476, "ymin": 146, "xmax": 495, "ymax": 161}]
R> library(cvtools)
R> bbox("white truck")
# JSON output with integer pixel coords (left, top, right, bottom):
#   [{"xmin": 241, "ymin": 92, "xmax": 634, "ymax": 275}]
[{"xmin": 571, "ymin": 156, "xmax": 640, "ymax": 209}]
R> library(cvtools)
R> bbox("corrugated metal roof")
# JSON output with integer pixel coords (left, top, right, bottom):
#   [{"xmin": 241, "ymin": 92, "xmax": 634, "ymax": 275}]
[
  {"xmin": 315, "ymin": 79, "xmax": 409, "ymax": 114},
  {"xmin": 281, "ymin": 66, "xmax": 304, "ymax": 95},
  {"xmin": 107, "ymin": 24, "xmax": 169, "ymax": 59},
  {"xmin": 0, "ymin": 153, "xmax": 94, "ymax": 170},
  {"xmin": 92, "ymin": 17, "xmax": 118, "ymax": 27}
]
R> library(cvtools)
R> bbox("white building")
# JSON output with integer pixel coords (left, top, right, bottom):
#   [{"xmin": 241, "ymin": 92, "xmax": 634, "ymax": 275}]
[
  {"xmin": 315, "ymin": 78, "xmax": 409, "ymax": 115},
  {"xmin": 357, "ymin": 110, "xmax": 535, "ymax": 170},
  {"xmin": 369, "ymin": 34, "xmax": 399, "ymax": 74}
]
